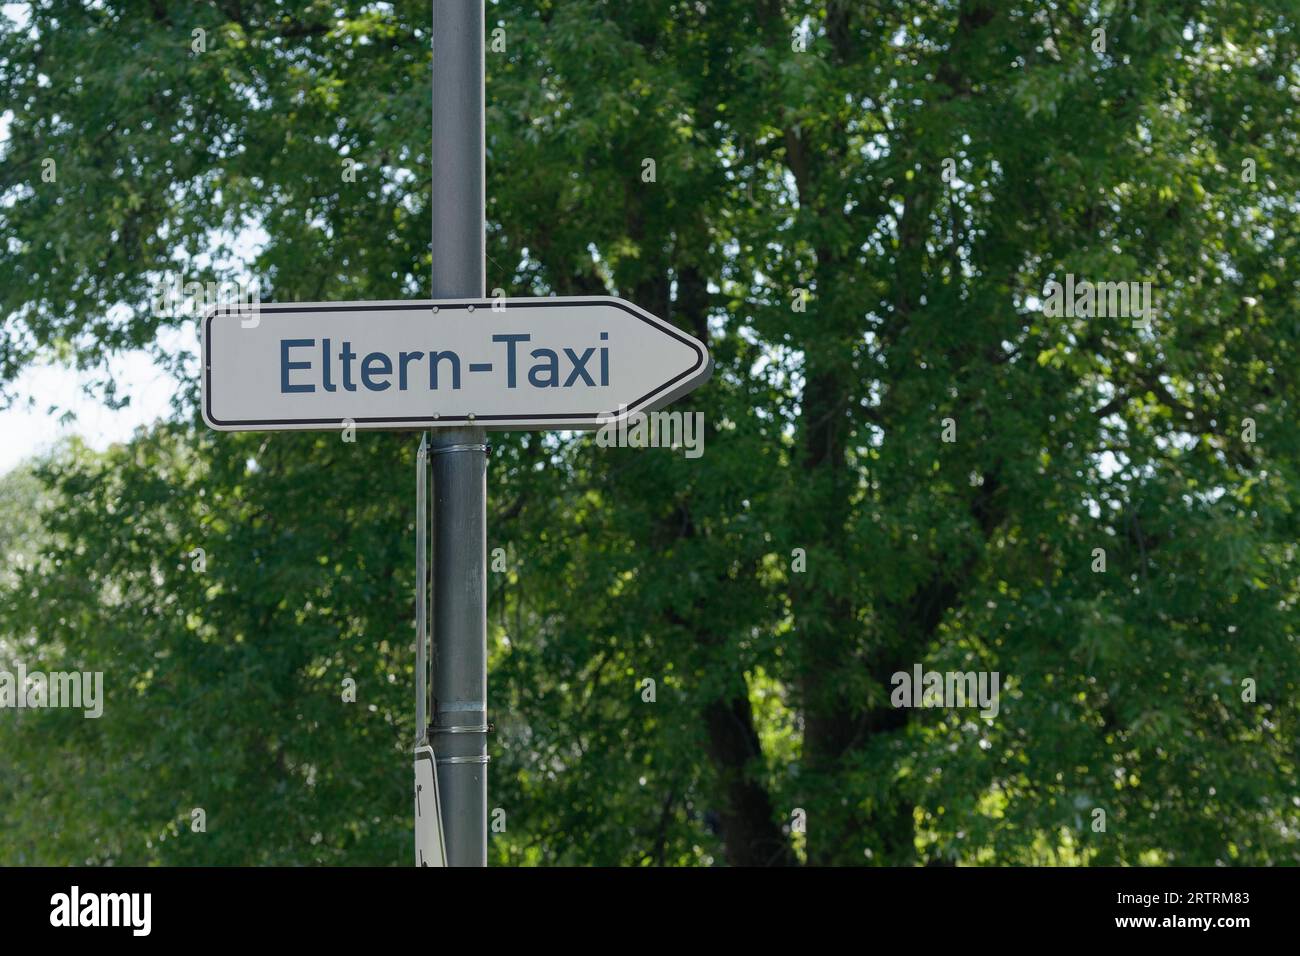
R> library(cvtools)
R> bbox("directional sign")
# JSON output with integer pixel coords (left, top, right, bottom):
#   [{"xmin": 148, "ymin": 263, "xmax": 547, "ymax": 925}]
[
  {"xmin": 414, "ymin": 745, "xmax": 447, "ymax": 867},
  {"xmin": 201, "ymin": 297, "xmax": 711, "ymax": 431}
]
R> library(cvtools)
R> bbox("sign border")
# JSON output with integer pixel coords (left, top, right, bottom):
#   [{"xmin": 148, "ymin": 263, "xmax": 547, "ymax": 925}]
[
  {"xmin": 413, "ymin": 745, "xmax": 447, "ymax": 867},
  {"xmin": 201, "ymin": 296, "xmax": 710, "ymax": 431}
]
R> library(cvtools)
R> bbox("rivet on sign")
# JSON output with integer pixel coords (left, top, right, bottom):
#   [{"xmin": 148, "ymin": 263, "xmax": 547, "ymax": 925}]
[
  {"xmin": 467, "ymin": 413, "xmax": 476, "ymax": 422},
  {"xmin": 467, "ymin": 304, "xmax": 476, "ymax": 312},
  {"xmin": 432, "ymin": 305, "xmax": 440, "ymax": 313}
]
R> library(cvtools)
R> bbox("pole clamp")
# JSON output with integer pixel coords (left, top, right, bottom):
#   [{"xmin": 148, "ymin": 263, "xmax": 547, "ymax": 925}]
[
  {"xmin": 436, "ymin": 754, "xmax": 491, "ymax": 766},
  {"xmin": 431, "ymin": 723, "xmax": 490, "ymax": 735},
  {"xmin": 428, "ymin": 442, "xmax": 491, "ymax": 458}
]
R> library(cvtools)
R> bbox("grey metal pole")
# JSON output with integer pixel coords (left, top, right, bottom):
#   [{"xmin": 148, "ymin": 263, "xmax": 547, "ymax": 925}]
[{"xmin": 429, "ymin": 0, "xmax": 488, "ymax": 867}]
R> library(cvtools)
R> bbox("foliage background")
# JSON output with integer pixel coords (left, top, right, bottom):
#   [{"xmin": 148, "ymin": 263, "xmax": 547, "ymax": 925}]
[{"xmin": 1, "ymin": 0, "xmax": 1298, "ymax": 865}]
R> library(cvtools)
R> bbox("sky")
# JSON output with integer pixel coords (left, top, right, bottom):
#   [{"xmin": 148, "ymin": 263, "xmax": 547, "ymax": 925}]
[
  {"xmin": 0, "ymin": 98, "xmax": 185, "ymax": 476},
  {"xmin": 0, "ymin": 340, "xmax": 191, "ymax": 477},
  {"xmin": 0, "ymin": 0, "xmax": 246, "ymax": 477}
]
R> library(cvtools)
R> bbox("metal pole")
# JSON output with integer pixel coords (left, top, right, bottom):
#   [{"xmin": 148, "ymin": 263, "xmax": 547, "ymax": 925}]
[{"xmin": 429, "ymin": 0, "xmax": 488, "ymax": 867}]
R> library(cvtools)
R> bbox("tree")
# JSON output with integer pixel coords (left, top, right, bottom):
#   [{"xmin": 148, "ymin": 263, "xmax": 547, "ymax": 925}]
[{"xmin": 1, "ymin": 0, "xmax": 1297, "ymax": 865}]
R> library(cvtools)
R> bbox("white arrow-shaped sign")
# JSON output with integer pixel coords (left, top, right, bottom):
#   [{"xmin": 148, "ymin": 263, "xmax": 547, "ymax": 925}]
[{"xmin": 201, "ymin": 296, "xmax": 711, "ymax": 431}]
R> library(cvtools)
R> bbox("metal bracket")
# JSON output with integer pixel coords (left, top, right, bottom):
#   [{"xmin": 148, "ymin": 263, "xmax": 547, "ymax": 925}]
[
  {"xmin": 428, "ymin": 442, "xmax": 491, "ymax": 458},
  {"xmin": 436, "ymin": 754, "xmax": 491, "ymax": 766},
  {"xmin": 432, "ymin": 723, "xmax": 490, "ymax": 735}
]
